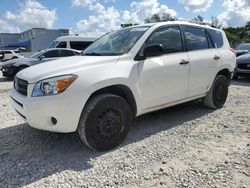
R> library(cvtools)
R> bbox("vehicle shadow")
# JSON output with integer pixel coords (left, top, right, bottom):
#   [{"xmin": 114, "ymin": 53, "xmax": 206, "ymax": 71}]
[
  {"xmin": 231, "ymin": 77, "xmax": 250, "ymax": 87},
  {"xmin": 0, "ymin": 101, "xmax": 213, "ymax": 187}
]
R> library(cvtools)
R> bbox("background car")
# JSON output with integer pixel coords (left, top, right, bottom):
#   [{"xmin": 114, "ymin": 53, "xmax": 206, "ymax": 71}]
[
  {"xmin": 0, "ymin": 50, "xmax": 24, "ymax": 62},
  {"xmin": 235, "ymin": 43, "xmax": 250, "ymax": 57},
  {"xmin": 0, "ymin": 48, "xmax": 81, "ymax": 77},
  {"xmin": 234, "ymin": 53, "xmax": 250, "ymax": 78},
  {"xmin": 48, "ymin": 36, "xmax": 97, "ymax": 51}
]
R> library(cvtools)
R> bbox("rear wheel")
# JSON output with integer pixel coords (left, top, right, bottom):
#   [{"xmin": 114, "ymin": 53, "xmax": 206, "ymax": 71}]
[
  {"xmin": 78, "ymin": 94, "xmax": 132, "ymax": 151},
  {"xmin": 203, "ymin": 75, "xmax": 229, "ymax": 109}
]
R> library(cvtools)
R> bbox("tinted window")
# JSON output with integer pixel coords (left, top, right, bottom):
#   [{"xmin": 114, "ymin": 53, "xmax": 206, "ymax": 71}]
[
  {"xmin": 207, "ymin": 29, "xmax": 223, "ymax": 48},
  {"xmin": 146, "ymin": 26, "xmax": 183, "ymax": 54},
  {"xmin": 56, "ymin": 41, "xmax": 67, "ymax": 48},
  {"xmin": 43, "ymin": 50, "xmax": 59, "ymax": 58},
  {"xmin": 59, "ymin": 50, "xmax": 75, "ymax": 57},
  {"xmin": 70, "ymin": 41, "xmax": 92, "ymax": 50},
  {"xmin": 184, "ymin": 27, "xmax": 209, "ymax": 51},
  {"xmin": 4, "ymin": 51, "xmax": 12, "ymax": 54}
]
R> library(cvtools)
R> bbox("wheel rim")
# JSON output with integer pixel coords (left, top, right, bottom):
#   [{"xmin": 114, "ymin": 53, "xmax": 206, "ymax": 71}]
[{"xmin": 96, "ymin": 108, "xmax": 123, "ymax": 139}]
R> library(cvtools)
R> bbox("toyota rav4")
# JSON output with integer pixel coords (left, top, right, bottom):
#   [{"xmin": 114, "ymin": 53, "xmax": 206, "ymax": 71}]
[{"xmin": 10, "ymin": 21, "xmax": 236, "ymax": 150}]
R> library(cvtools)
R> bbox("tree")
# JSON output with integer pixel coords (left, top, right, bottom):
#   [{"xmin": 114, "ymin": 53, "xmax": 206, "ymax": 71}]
[
  {"xmin": 145, "ymin": 13, "xmax": 176, "ymax": 23},
  {"xmin": 194, "ymin": 15, "xmax": 204, "ymax": 22},
  {"xmin": 211, "ymin": 16, "xmax": 222, "ymax": 28}
]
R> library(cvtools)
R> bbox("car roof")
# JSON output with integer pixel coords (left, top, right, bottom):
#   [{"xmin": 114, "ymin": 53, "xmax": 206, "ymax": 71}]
[{"xmin": 129, "ymin": 21, "xmax": 222, "ymax": 31}]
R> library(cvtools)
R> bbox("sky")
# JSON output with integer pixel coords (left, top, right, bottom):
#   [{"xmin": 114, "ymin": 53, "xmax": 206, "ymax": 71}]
[{"xmin": 0, "ymin": 0, "xmax": 249, "ymax": 37}]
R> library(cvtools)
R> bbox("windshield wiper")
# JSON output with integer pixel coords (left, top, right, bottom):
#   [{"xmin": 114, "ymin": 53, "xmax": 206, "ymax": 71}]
[{"xmin": 84, "ymin": 52, "xmax": 103, "ymax": 56}]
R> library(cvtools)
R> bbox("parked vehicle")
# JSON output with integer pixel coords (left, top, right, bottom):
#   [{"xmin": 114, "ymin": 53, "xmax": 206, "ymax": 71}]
[
  {"xmin": 48, "ymin": 36, "xmax": 97, "ymax": 51},
  {"xmin": 0, "ymin": 48, "xmax": 80, "ymax": 77},
  {"xmin": 10, "ymin": 21, "xmax": 236, "ymax": 150},
  {"xmin": 235, "ymin": 43, "xmax": 250, "ymax": 57},
  {"xmin": 0, "ymin": 50, "xmax": 24, "ymax": 62},
  {"xmin": 234, "ymin": 53, "xmax": 250, "ymax": 78}
]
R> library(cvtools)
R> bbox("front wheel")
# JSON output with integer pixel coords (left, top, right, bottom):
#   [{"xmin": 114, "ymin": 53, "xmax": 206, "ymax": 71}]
[
  {"xmin": 78, "ymin": 94, "xmax": 132, "ymax": 151},
  {"xmin": 203, "ymin": 75, "xmax": 229, "ymax": 109}
]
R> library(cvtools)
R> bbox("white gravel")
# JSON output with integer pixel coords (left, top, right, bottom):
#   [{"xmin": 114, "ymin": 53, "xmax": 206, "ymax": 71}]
[{"xmin": 0, "ymin": 75, "xmax": 249, "ymax": 188}]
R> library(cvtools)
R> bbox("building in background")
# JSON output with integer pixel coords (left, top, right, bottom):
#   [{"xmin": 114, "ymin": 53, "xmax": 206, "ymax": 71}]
[
  {"xmin": 0, "ymin": 28, "xmax": 69, "ymax": 52},
  {"xmin": 0, "ymin": 33, "xmax": 20, "ymax": 50}
]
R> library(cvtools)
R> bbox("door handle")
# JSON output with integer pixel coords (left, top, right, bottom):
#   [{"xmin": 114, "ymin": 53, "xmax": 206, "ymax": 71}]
[
  {"xmin": 213, "ymin": 55, "xmax": 220, "ymax": 60},
  {"xmin": 179, "ymin": 60, "xmax": 189, "ymax": 65}
]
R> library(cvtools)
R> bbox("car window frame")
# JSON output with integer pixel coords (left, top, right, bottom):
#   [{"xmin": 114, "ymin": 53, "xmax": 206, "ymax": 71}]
[
  {"xmin": 137, "ymin": 25, "xmax": 185, "ymax": 59},
  {"xmin": 181, "ymin": 25, "xmax": 211, "ymax": 52}
]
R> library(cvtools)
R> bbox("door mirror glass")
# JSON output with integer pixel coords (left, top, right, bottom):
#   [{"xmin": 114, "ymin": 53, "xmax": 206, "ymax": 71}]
[{"xmin": 144, "ymin": 44, "xmax": 164, "ymax": 58}]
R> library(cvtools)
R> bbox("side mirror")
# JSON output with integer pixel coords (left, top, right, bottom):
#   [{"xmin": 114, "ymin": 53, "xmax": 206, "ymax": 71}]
[
  {"xmin": 39, "ymin": 55, "xmax": 45, "ymax": 60},
  {"xmin": 143, "ymin": 44, "xmax": 164, "ymax": 58}
]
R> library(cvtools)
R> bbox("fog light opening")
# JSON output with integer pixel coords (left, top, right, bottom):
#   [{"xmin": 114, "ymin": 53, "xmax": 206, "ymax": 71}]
[{"xmin": 51, "ymin": 117, "xmax": 57, "ymax": 125}]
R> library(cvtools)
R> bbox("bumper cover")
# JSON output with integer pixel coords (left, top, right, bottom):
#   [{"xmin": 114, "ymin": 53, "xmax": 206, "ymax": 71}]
[{"xmin": 10, "ymin": 88, "xmax": 89, "ymax": 133}]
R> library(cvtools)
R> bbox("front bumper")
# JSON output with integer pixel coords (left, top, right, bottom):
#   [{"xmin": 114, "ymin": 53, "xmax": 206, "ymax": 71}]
[
  {"xmin": 10, "ymin": 87, "xmax": 90, "ymax": 133},
  {"xmin": 234, "ymin": 68, "xmax": 250, "ymax": 77},
  {"xmin": 1, "ymin": 66, "xmax": 16, "ymax": 77}
]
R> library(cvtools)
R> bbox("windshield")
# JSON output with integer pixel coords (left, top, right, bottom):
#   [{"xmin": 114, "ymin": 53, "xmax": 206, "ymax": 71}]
[
  {"xmin": 30, "ymin": 51, "xmax": 45, "ymax": 58},
  {"xmin": 236, "ymin": 44, "xmax": 250, "ymax": 51},
  {"xmin": 83, "ymin": 27, "xmax": 149, "ymax": 56},
  {"xmin": 48, "ymin": 41, "xmax": 59, "ymax": 48}
]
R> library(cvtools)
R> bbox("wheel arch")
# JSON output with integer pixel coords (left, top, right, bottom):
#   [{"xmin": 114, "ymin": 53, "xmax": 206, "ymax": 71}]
[
  {"xmin": 85, "ymin": 84, "xmax": 137, "ymax": 118},
  {"xmin": 216, "ymin": 68, "xmax": 231, "ymax": 84}
]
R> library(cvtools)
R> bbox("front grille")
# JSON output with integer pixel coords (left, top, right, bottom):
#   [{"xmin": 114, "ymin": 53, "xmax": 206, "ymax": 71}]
[
  {"xmin": 237, "ymin": 63, "xmax": 250, "ymax": 70},
  {"xmin": 14, "ymin": 77, "xmax": 28, "ymax": 96}
]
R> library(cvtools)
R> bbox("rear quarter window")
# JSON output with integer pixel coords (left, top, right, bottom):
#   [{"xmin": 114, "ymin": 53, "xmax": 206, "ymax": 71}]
[
  {"xmin": 207, "ymin": 29, "xmax": 223, "ymax": 48},
  {"xmin": 183, "ymin": 27, "xmax": 209, "ymax": 51}
]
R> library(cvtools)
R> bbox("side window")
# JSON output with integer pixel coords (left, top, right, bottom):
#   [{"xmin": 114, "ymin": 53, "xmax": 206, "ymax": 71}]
[
  {"xmin": 59, "ymin": 50, "xmax": 75, "ymax": 57},
  {"xmin": 43, "ymin": 50, "xmax": 59, "ymax": 58},
  {"xmin": 70, "ymin": 41, "xmax": 92, "ymax": 50},
  {"xmin": 207, "ymin": 29, "xmax": 223, "ymax": 48},
  {"xmin": 183, "ymin": 27, "xmax": 209, "ymax": 51},
  {"xmin": 56, "ymin": 41, "xmax": 67, "ymax": 48},
  {"xmin": 4, "ymin": 51, "xmax": 12, "ymax": 54},
  {"xmin": 146, "ymin": 26, "xmax": 183, "ymax": 54}
]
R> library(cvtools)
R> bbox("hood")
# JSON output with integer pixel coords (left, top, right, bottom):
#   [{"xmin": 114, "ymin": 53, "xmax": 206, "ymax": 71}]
[
  {"xmin": 16, "ymin": 55, "xmax": 120, "ymax": 83},
  {"xmin": 2, "ymin": 57, "xmax": 37, "ymax": 67},
  {"xmin": 236, "ymin": 53, "xmax": 250, "ymax": 63}
]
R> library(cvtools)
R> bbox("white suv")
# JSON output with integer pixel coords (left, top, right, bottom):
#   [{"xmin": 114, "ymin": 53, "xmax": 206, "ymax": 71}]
[
  {"xmin": 10, "ymin": 21, "xmax": 236, "ymax": 150},
  {"xmin": 0, "ymin": 50, "xmax": 24, "ymax": 62}
]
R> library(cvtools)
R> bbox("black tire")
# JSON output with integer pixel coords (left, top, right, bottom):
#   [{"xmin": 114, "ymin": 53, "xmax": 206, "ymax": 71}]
[
  {"xmin": 203, "ymin": 75, "xmax": 229, "ymax": 109},
  {"xmin": 12, "ymin": 56, "xmax": 18, "ymax": 59},
  {"xmin": 78, "ymin": 94, "xmax": 132, "ymax": 151}
]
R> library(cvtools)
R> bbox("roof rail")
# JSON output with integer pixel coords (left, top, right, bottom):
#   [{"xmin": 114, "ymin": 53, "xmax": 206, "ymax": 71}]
[{"xmin": 176, "ymin": 19, "xmax": 216, "ymax": 27}]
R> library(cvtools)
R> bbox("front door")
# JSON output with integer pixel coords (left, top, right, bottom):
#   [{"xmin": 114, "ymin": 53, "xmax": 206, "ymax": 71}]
[{"xmin": 138, "ymin": 26, "xmax": 190, "ymax": 110}]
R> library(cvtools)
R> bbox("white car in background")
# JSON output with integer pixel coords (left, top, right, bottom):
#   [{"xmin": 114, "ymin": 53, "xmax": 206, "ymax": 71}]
[
  {"xmin": 48, "ymin": 36, "xmax": 97, "ymax": 51},
  {"xmin": 10, "ymin": 21, "xmax": 236, "ymax": 151},
  {"xmin": 0, "ymin": 50, "xmax": 24, "ymax": 62}
]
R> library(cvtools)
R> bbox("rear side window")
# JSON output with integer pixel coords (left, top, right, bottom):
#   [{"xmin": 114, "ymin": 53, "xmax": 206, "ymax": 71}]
[
  {"xmin": 146, "ymin": 26, "xmax": 183, "ymax": 54},
  {"xmin": 207, "ymin": 29, "xmax": 223, "ymax": 48},
  {"xmin": 43, "ymin": 50, "xmax": 59, "ymax": 58},
  {"xmin": 4, "ymin": 51, "xmax": 12, "ymax": 54},
  {"xmin": 70, "ymin": 41, "xmax": 92, "ymax": 50},
  {"xmin": 59, "ymin": 50, "xmax": 75, "ymax": 57},
  {"xmin": 56, "ymin": 41, "xmax": 67, "ymax": 48},
  {"xmin": 183, "ymin": 27, "xmax": 209, "ymax": 51}
]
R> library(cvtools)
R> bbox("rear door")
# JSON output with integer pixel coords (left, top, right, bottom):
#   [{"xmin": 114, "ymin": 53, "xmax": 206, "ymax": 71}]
[{"xmin": 182, "ymin": 26, "xmax": 220, "ymax": 97}]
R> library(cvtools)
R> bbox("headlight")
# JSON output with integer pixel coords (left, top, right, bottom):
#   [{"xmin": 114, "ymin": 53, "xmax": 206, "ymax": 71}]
[{"xmin": 32, "ymin": 75, "xmax": 77, "ymax": 97}]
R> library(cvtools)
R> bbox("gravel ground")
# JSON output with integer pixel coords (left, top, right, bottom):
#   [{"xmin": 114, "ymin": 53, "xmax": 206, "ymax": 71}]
[{"xmin": 0, "ymin": 75, "xmax": 249, "ymax": 188}]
